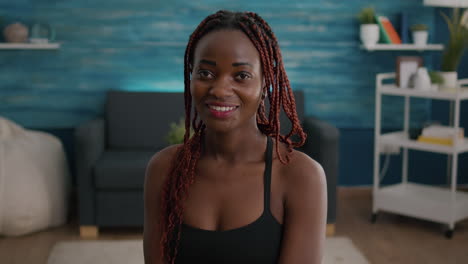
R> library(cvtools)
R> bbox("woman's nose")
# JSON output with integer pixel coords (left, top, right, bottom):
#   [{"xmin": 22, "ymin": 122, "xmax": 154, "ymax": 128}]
[{"xmin": 209, "ymin": 76, "xmax": 233, "ymax": 98}]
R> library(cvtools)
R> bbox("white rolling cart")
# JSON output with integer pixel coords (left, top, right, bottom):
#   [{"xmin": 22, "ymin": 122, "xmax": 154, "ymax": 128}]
[{"xmin": 372, "ymin": 73, "xmax": 468, "ymax": 238}]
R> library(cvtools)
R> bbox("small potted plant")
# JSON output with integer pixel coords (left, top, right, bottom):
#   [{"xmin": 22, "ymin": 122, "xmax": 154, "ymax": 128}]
[
  {"xmin": 429, "ymin": 71, "xmax": 444, "ymax": 91},
  {"xmin": 411, "ymin": 24, "xmax": 429, "ymax": 46},
  {"xmin": 439, "ymin": 8, "xmax": 468, "ymax": 89},
  {"xmin": 357, "ymin": 7, "xmax": 379, "ymax": 47},
  {"xmin": 165, "ymin": 118, "xmax": 193, "ymax": 145}
]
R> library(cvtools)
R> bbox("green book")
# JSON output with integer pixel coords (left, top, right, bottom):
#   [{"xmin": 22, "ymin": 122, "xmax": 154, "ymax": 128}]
[{"xmin": 375, "ymin": 15, "xmax": 392, "ymax": 44}]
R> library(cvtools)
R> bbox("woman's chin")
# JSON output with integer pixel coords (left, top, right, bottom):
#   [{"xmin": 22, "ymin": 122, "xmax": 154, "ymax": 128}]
[{"xmin": 203, "ymin": 122, "xmax": 235, "ymax": 134}]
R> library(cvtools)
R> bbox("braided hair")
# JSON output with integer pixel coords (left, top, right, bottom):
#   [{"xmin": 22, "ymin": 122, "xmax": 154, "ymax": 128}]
[{"xmin": 159, "ymin": 10, "xmax": 307, "ymax": 263}]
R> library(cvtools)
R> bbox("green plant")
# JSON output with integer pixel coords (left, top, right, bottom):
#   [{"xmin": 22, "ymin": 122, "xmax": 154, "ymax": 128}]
[
  {"xmin": 165, "ymin": 118, "xmax": 189, "ymax": 145},
  {"xmin": 357, "ymin": 7, "xmax": 376, "ymax": 24},
  {"xmin": 440, "ymin": 8, "xmax": 468, "ymax": 72},
  {"xmin": 411, "ymin": 24, "xmax": 428, "ymax": 32},
  {"xmin": 429, "ymin": 71, "xmax": 444, "ymax": 84}
]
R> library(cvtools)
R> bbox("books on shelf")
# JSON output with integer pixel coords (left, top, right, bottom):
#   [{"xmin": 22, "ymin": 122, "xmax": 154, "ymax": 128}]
[
  {"xmin": 417, "ymin": 125, "xmax": 464, "ymax": 146},
  {"xmin": 375, "ymin": 15, "xmax": 402, "ymax": 44},
  {"xmin": 399, "ymin": 11, "xmax": 409, "ymax": 44},
  {"xmin": 422, "ymin": 125, "xmax": 464, "ymax": 138},
  {"xmin": 417, "ymin": 136, "xmax": 459, "ymax": 146}
]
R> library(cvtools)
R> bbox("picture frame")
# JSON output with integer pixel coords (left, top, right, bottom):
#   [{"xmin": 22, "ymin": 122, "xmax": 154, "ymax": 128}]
[{"xmin": 396, "ymin": 56, "xmax": 424, "ymax": 88}]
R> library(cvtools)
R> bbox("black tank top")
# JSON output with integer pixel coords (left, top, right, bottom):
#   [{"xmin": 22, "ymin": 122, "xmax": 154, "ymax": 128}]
[{"xmin": 175, "ymin": 137, "xmax": 283, "ymax": 263}]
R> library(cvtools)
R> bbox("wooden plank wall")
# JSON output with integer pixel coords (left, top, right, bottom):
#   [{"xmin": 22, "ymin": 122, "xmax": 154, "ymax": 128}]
[{"xmin": 0, "ymin": 0, "xmax": 437, "ymax": 129}]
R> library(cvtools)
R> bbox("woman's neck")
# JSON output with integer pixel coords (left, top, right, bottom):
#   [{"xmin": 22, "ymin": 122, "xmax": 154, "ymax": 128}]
[{"xmin": 203, "ymin": 126, "xmax": 267, "ymax": 163}]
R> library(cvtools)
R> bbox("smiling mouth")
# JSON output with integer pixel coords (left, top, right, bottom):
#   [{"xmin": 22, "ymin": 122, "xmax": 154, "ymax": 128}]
[
  {"xmin": 207, "ymin": 105, "xmax": 238, "ymax": 112},
  {"xmin": 206, "ymin": 104, "xmax": 239, "ymax": 118}
]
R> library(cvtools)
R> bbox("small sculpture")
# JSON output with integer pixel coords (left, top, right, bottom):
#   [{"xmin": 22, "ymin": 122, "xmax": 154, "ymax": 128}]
[{"xmin": 3, "ymin": 22, "xmax": 29, "ymax": 43}]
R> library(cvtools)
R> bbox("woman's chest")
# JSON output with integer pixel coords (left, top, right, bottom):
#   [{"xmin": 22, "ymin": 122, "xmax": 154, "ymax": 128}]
[{"xmin": 182, "ymin": 161, "xmax": 284, "ymax": 231}]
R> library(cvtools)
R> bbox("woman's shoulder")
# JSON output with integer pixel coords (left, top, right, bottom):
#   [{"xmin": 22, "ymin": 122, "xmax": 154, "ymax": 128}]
[
  {"xmin": 144, "ymin": 144, "xmax": 182, "ymax": 190},
  {"xmin": 148, "ymin": 144, "xmax": 182, "ymax": 168},
  {"xmin": 274, "ymin": 142, "xmax": 327, "ymax": 194}
]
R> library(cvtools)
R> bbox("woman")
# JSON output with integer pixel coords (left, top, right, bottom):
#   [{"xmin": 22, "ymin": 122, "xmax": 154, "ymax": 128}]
[{"xmin": 143, "ymin": 10, "xmax": 327, "ymax": 264}]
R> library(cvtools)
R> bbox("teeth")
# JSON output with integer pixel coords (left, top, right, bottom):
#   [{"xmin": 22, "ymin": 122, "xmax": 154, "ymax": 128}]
[{"xmin": 209, "ymin": 105, "xmax": 236, "ymax": 112}]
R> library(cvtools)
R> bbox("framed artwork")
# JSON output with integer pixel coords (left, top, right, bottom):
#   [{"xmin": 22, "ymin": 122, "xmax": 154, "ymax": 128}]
[{"xmin": 396, "ymin": 56, "xmax": 424, "ymax": 88}]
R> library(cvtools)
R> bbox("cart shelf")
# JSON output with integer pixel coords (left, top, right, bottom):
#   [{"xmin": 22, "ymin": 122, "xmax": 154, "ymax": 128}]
[
  {"xmin": 375, "ymin": 183, "xmax": 468, "ymax": 224},
  {"xmin": 380, "ymin": 131, "xmax": 468, "ymax": 154}
]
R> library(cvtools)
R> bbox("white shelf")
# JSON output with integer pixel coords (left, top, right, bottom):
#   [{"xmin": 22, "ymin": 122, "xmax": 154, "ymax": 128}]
[
  {"xmin": 361, "ymin": 43, "xmax": 444, "ymax": 51},
  {"xmin": 380, "ymin": 131, "xmax": 468, "ymax": 154},
  {"xmin": 375, "ymin": 183, "xmax": 468, "ymax": 224},
  {"xmin": 424, "ymin": 0, "xmax": 468, "ymax": 8},
  {"xmin": 379, "ymin": 84, "xmax": 468, "ymax": 100},
  {"xmin": 0, "ymin": 43, "xmax": 60, "ymax": 50}
]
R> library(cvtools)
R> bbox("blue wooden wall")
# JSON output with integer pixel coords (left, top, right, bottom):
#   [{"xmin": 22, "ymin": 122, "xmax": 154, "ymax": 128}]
[
  {"xmin": 1, "ymin": 0, "xmax": 438, "ymax": 128},
  {"xmin": 1, "ymin": 0, "xmax": 467, "ymax": 186}
]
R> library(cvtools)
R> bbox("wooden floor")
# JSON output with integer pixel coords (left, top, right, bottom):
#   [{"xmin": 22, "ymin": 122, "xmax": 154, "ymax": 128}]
[{"xmin": 1, "ymin": 187, "xmax": 467, "ymax": 264}]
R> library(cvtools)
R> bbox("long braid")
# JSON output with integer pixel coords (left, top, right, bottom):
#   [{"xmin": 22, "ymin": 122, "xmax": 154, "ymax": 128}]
[
  {"xmin": 159, "ymin": 10, "xmax": 307, "ymax": 263},
  {"xmin": 247, "ymin": 12, "xmax": 306, "ymax": 158}
]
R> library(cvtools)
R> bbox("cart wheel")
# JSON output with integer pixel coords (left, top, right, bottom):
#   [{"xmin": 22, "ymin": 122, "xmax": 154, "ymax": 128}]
[
  {"xmin": 371, "ymin": 213, "xmax": 378, "ymax": 223},
  {"xmin": 445, "ymin": 230, "xmax": 453, "ymax": 239}
]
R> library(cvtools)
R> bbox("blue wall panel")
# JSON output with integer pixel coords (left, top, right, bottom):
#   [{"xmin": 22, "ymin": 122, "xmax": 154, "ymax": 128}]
[
  {"xmin": 2, "ymin": 1, "xmax": 467, "ymax": 186},
  {"xmin": 0, "ymin": 0, "xmax": 439, "ymax": 129}
]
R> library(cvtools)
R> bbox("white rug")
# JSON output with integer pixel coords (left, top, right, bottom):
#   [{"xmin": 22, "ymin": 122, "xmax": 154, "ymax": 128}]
[{"xmin": 47, "ymin": 237, "xmax": 369, "ymax": 264}]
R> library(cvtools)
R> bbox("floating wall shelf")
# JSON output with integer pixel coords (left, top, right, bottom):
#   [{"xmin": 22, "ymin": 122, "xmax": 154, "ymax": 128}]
[
  {"xmin": 423, "ymin": 0, "xmax": 468, "ymax": 8},
  {"xmin": 0, "ymin": 43, "xmax": 61, "ymax": 50},
  {"xmin": 361, "ymin": 43, "xmax": 444, "ymax": 51}
]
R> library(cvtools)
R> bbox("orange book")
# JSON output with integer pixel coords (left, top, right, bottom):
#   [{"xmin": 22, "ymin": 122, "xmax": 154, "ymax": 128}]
[{"xmin": 379, "ymin": 16, "xmax": 402, "ymax": 44}]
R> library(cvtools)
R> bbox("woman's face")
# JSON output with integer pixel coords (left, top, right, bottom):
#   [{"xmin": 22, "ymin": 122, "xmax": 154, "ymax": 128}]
[{"xmin": 190, "ymin": 29, "xmax": 263, "ymax": 133}]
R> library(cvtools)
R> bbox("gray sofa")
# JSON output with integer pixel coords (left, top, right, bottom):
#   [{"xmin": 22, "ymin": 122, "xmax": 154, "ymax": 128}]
[{"xmin": 75, "ymin": 90, "xmax": 339, "ymax": 237}]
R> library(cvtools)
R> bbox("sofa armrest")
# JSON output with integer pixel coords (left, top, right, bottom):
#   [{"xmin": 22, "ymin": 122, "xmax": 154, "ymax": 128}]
[
  {"xmin": 74, "ymin": 118, "xmax": 105, "ymax": 225},
  {"xmin": 300, "ymin": 116, "xmax": 339, "ymax": 224}
]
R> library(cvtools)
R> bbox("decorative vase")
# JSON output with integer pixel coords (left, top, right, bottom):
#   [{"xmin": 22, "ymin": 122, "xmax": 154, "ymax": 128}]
[
  {"xmin": 414, "ymin": 67, "xmax": 431, "ymax": 91},
  {"xmin": 360, "ymin": 24, "xmax": 379, "ymax": 47},
  {"xmin": 412, "ymin": 30, "xmax": 428, "ymax": 46},
  {"xmin": 3, "ymin": 22, "xmax": 29, "ymax": 43},
  {"xmin": 439, "ymin": 71, "xmax": 458, "ymax": 90},
  {"xmin": 30, "ymin": 23, "xmax": 56, "ymax": 44}
]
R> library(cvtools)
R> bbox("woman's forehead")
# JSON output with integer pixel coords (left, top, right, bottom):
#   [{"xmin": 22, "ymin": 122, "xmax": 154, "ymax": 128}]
[{"xmin": 193, "ymin": 29, "xmax": 261, "ymax": 66}]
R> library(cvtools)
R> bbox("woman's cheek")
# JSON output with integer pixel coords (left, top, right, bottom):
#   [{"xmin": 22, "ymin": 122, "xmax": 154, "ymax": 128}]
[{"xmin": 190, "ymin": 80, "xmax": 201, "ymax": 96}]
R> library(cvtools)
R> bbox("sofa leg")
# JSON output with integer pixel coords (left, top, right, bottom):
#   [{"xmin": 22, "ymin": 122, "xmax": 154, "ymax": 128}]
[
  {"xmin": 80, "ymin": 226, "xmax": 99, "ymax": 238},
  {"xmin": 326, "ymin": 223, "xmax": 335, "ymax": 236}
]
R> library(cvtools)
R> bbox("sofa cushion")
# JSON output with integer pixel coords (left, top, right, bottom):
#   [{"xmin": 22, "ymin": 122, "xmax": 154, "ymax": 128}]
[
  {"xmin": 96, "ymin": 191, "xmax": 143, "ymax": 226},
  {"xmin": 94, "ymin": 151, "xmax": 155, "ymax": 189},
  {"xmin": 106, "ymin": 91, "xmax": 185, "ymax": 150}
]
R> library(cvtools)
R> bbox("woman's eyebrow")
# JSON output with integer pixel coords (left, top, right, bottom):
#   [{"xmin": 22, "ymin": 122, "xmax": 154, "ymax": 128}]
[
  {"xmin": 199, "ymin": 59, "xmax": 216, "ymax": 66},
  {"xmin": 232, "ymin": 62, "xmax": 253, "ymax": 68}
]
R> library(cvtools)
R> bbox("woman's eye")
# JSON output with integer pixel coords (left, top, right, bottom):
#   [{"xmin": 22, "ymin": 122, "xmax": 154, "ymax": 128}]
[
  {"xmin": 236, "ymin": 72, "xmax": 252, "ymax": 80},
  {"xmin": 197, "ymin": 70, "xmax": 214, "ymax": 79}
]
